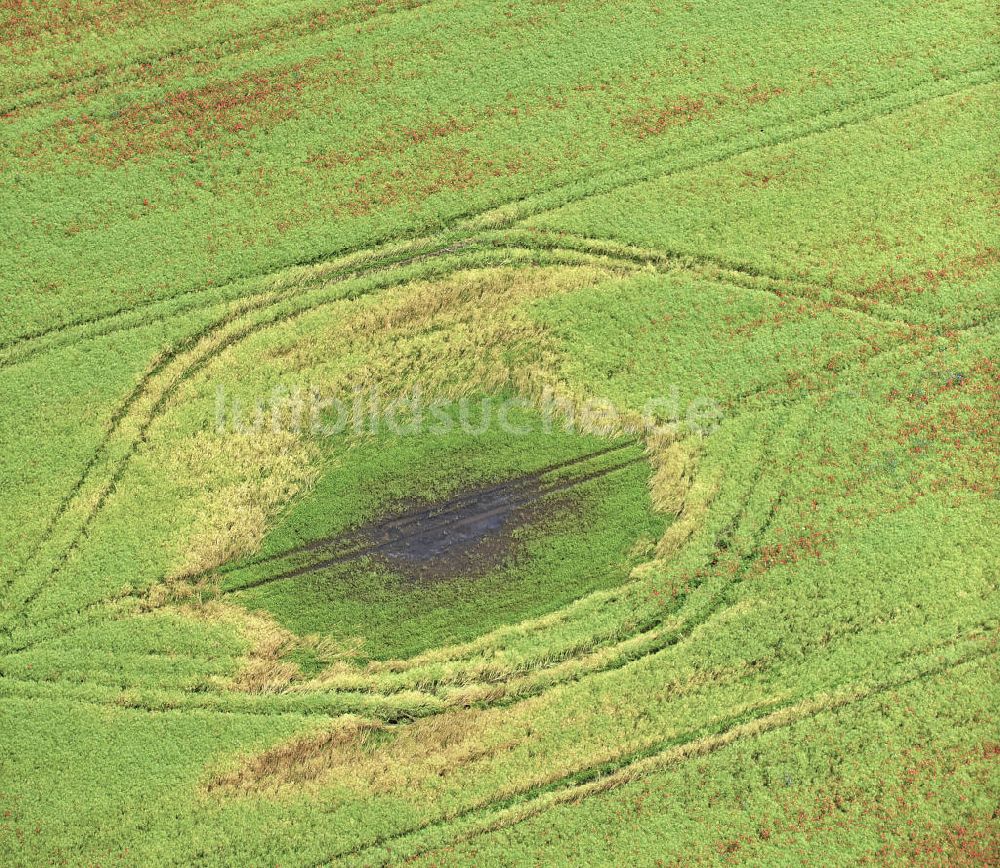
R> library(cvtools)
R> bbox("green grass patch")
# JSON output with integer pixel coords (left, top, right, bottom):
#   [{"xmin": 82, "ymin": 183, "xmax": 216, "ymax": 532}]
[{"xmin": 223, "ymin": 398, "xmax": 664, "ymax": 660}]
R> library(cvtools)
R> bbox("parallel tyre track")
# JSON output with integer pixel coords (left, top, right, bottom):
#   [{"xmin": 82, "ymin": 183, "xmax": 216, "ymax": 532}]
[
  {"xmin": 325, "ymin": 642, "xmax": 998, "ymax": 866},
  {"xmin": 0, "ymin": 221, "xmax": 907, "ymax": 655},
  {"xmin": 3, "ymin": 219, "xmax": 973, "ymax": 657},
  {"xmin": 0, "ymin": 0, "xmax": 439, "ymax": 116},
  {"xmin": 221, "ymin": 449, "xmax": 647, "ymax": 595},
  {"xmin": 0, "ymin": 392, "xmax": 794, "ymax": 707},
  {"xmin": 29, "ymin": 302, "xmax": 983, "ymax": 695},
  {"xmin": 2, "ymin": 64, "xmax": 994, "ymax": 738},
  {"xmin": 207, "ymin": 440, "xmax": 639, "ymax": 579},
  {"xmin": 0, "ymin": 245, "xmax": 632, "ymax": 643},
  {"xmin": 1, "ymin": 65, "xmax": 993, "ymax": 369}
]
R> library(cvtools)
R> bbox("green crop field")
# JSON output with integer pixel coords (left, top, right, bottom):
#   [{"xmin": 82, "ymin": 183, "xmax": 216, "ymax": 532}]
[{"xmin": 1, "ymin": 1, "xmax": 997, "ymax": 864}]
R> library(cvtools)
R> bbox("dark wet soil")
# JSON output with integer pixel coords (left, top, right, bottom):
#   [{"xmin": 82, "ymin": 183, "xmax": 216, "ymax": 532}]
[
  {"xmin": 227, "ymin": 443, "xmax": 645, "ymax": 592},
  {"xmin": 365, "ymin": 451, "xmax": 643, "ymax": 581},
  {"xmin": 372, "ymin": 477, "xmax": 555, "ymax": 581}
]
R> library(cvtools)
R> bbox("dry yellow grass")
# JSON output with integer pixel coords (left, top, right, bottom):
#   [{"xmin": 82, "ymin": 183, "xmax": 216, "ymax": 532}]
[
  {"xmin": 134, "ymin": 261, "xmax": 713, "ymax": 723},
  {"xmin": 167, "ymin": 430, "xmax": 320, "ymax": 581},
  {"xmin": 206, "ymin": 715, "xmax": 386, "ymax": 795}
]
